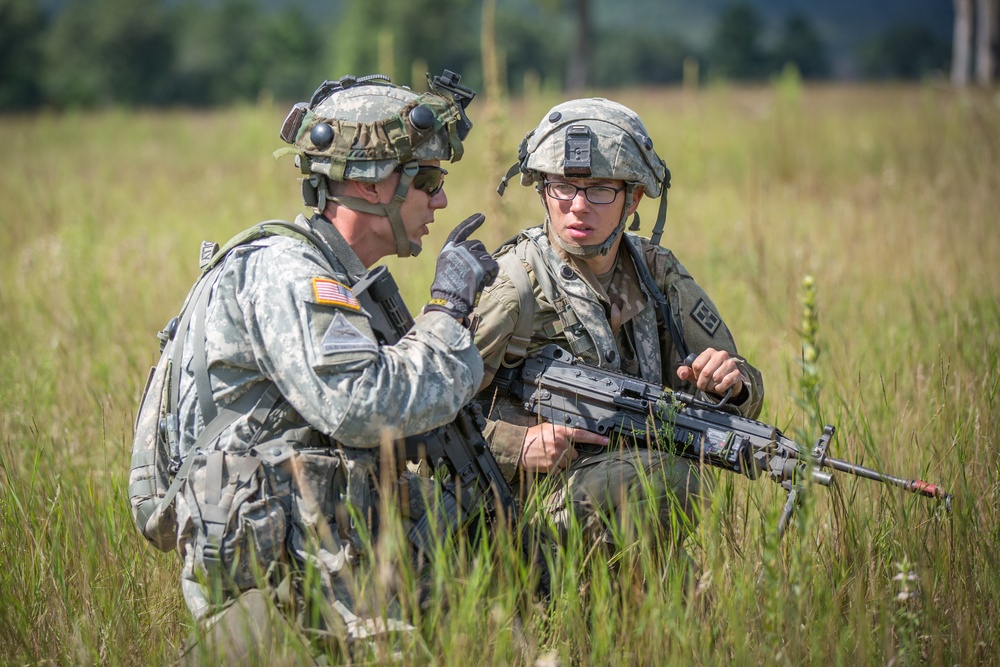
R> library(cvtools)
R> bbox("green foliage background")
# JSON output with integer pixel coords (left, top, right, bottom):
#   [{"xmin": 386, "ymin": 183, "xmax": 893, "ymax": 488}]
[
  {"xmin": 0, "ymin": 0, "xmax": 951, "ymax": 111},
  {"xmin": 0, "ymin": 80, "xmax": 998, "ymax": 664}
]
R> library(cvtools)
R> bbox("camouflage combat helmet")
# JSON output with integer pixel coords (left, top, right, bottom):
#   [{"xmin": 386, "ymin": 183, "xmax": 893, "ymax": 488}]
[
  {"xmin": 498, "ymin": 97, "xmax": 671, "ymax": 256},
  {"xmin": 278, "ymin": 71, "xmax": 476, "ymax": 257}
]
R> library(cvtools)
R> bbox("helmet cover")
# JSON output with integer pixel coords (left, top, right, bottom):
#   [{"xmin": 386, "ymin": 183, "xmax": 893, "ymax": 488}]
[
  {"xmin": 278, "ymin": 73, "xmax": 469, "ymax": 183},
  {"xmin": 518, "ymin": 97, "xmax": 666, "ymax": 197}
]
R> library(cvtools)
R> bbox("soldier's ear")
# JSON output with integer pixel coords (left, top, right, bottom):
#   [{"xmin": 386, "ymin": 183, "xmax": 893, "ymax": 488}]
[{"xmin": 345, "ymin": 179, "xmax": 383, "ymax": 204}]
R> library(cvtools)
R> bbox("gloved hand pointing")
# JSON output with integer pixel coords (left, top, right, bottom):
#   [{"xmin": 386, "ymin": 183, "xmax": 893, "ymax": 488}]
[{"xmin": 425, "ymin": 213, "xmax": 499, "ymax": 321}]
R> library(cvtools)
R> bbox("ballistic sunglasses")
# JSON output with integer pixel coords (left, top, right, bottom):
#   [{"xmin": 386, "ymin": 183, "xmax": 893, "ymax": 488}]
[{"xmin": 399, "ymin": 164, "xmax": 447, "ymax": 196}]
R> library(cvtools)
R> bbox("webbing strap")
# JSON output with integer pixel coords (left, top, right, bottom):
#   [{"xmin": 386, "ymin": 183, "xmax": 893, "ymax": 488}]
[
  {"xmin": 307, "ymin": 216, "xmax": 366, "ymax": 278},
  {"xmin": 523, "ymin": 240, "xmax": 590, "ymax": 358},
  {"xmin": 389, "ymin": 162, "xmax": 418, "ymax": 257},
  {"xmin": 204, "ymin": 450, "xmax": 224, "ymax": 507},
  {"xmin": 133, "ymin": 381, "xmax": 277, "ymax": 531},
  {"xmin": 621, "ymin": 237, "xmax": 689, "ymax": 360},
  {"xmin": 648, "ymin": 187, "xmax": 670, "ymax": 247},
  {"xmin": 497, "ymin": 239, "xmax": 587, "ymax": 367},
  {"xmin": 168, "ymin": 269, "xmax": 217, "ymax": 429},
  {"xmin": 192, "ymin": 268, "xmax": 220, "ymax": 425}
]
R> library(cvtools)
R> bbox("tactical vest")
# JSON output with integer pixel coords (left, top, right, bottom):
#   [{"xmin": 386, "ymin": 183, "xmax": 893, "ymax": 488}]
[{"xmin": 495, "ymin": 226, "xmax": 690, "ymax": 386}]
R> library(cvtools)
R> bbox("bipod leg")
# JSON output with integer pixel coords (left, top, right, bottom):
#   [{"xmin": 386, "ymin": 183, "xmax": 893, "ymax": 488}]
[{"xmin": 756, "ymin": 485, "xmax": 803, "ymax": 587}]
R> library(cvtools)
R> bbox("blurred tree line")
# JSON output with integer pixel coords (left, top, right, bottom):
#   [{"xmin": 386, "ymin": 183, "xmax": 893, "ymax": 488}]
[{"xmin": 0, "ymin": 0, "xmax": 951, "ymax": 112}]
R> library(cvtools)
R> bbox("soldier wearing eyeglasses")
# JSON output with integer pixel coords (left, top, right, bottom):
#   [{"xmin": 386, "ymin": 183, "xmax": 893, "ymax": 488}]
[
  {"xmin": 158, "ymin": 73, "xmax": 497, "ymax": 664},
  {"xmin": 471, "ymin": 98, "xmax": 764, "ymax": 560}
]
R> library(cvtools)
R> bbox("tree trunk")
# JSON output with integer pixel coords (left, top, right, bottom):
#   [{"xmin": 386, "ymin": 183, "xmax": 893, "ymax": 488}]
[
  {"xmin": 953, "ymin": 0, "xmax": 973, "ymax": 85},
  {"xmin": 975, "ymin": 0, "xmax": 997, "ymax": 84},
  {"xmin": 565, "ymin": 0, "xmax": 591, "ymax": 92}
]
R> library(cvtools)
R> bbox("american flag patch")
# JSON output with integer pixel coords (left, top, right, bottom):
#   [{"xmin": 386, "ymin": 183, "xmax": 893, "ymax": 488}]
[{"xmin": 312, "ymin": 277, "xmax": 360, "ymax": 311}]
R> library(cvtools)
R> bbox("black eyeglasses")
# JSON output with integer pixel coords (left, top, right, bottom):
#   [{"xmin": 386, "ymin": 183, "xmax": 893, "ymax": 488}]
[
  {"xmin": 543, "ymin": 180, "xmax": 624, "ymax": 205},
  {"xmin": 400, "ymin": 165, "xmax": 447, "ymax": 196}
]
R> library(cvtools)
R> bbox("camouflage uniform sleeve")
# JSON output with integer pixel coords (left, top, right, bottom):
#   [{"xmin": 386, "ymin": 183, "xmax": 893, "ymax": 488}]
[
  {"xmin": 472, "ymin": 270, "xmax": 521, "ymax": 391},
  {"xmin": 239, "ymin": 240, "xmax": 483, "ymax": 447},
  {"xmin": 645, "ymin": 242, "xmax": 765, "ymax": 419},
  {"xmin": 470, "ymin": 270, "xmax": 528, "ymax": 478}
]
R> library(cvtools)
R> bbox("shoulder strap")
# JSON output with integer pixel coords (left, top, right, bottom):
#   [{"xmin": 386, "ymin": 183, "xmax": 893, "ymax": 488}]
[
  {"xmin": 167, "ymin": 218, "xmax": 343, "ymax": 467},
  {"xmin": 202, "ymin": 218, "xmax": 352, "ymax": 279},
  {"xmin": 497, "ymin": 236, "xmax": 584, "ymax": 368},
  {"xmin": 621, "ymin": 236, "xmax": 690, "ymax": 360}
]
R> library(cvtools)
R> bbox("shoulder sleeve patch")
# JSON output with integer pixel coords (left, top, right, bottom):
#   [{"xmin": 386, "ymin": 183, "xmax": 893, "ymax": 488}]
[
  {"xmin": 690, "ymin": 298, "xmax": 721, "ymax": 337},
  {"xmin": 312, "ymin": 277, "xmax": 361, "ymax": 311},
  {"xmin": 320, "ymin": 311, "xmax": 378, "ymax": 356}
]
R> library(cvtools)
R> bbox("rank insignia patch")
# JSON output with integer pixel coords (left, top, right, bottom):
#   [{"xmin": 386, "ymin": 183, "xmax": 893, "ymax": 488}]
[
  {"xmin": 691, "ymin": 298, "xmax": 721, "ymax": 337},
  {"xmin": 313, "ymin": 277, "xmax": 361, "ymax": 311},
  {"xmin": 320, "ymin": 312, "xmax": 378, "ymax": 356}
]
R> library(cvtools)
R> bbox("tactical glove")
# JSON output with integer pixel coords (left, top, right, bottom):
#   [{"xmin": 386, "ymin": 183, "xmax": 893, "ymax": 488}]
[{"xmin": 425, "ymin": 213, "xmax": 499, "ymax": 321}]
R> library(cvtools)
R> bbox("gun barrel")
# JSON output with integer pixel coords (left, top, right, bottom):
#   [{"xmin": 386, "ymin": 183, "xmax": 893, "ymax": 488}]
[{"xmin": 820, "ymin": 456, "xmax": 953, "ymax": 510}]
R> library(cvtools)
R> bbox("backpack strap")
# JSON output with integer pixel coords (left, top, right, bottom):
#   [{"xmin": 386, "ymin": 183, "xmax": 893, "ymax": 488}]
[
  {"xmin": 498, "ymin": 237, "xmax": 589, "ymax": 368},
  {"xmin": 154, "ymin": 218, "xmax": 346, "ymax": 518}
]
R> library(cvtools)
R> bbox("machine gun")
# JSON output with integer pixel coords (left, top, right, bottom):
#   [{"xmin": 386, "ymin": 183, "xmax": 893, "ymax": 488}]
[
  {"xmin": 352, "ymin": 265, "xmax": 516, "ymax": 553},
  {"xmin": 495, "ymin": 344, "xmax": 952, "ymax": 541}
]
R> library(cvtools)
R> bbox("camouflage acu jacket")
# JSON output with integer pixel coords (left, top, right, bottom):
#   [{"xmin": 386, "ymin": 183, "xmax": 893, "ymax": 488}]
[{"xmin": 174, "ymin": 213, "xmax": 483, "ymax": 457}]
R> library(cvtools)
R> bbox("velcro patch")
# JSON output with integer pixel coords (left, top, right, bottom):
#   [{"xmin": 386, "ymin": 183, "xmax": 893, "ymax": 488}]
[
  {"xmin": 690, "ymin": 298, "xmax": 721, "ymax": 337},
  {"xmin": 313, "ymin": 277, "xmax": 360, "ymax": 311},
  {"xmin": 320, "ymin": 312, "xmax": 378, "ymax": 356}
]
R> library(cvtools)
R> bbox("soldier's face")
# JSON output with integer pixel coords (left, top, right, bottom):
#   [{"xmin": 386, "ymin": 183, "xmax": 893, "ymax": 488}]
[
  {"xmin": 400, "ymin": 160, "xmax": 448, "ymax": 250},
  {"xmin": 542, "ymin": 176, "xmax": 634, "ymax": 249},
  {"xmin": 372, "ymin": 160, "xmax": 448, "ymax": 254}
]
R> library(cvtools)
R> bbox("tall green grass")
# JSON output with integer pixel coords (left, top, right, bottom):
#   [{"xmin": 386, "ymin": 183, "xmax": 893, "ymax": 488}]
[{"xmin": 1, "ymin": 82, "xmax": 998, "ymax": 664}]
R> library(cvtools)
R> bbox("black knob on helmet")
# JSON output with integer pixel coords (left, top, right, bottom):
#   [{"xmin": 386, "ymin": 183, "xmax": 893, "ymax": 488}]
[
  {"xmin": 310, "ymin": 123, "xmax": 334, "ymax": 149},
  {"xmin": 409, "ymin": 104, "xmax": 436, "ymax": 131}
]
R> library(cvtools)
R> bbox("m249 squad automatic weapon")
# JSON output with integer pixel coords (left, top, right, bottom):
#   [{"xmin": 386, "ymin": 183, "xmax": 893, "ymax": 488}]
[{"xmin": 494, "ymin": 344, "xmax": 953, "ymax": 540}]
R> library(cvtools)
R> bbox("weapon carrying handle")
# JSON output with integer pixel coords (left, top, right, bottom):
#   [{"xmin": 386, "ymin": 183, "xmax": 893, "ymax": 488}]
[{"xmin": 682, "ymin": 353, "xmax": 733, "ymax": 408}]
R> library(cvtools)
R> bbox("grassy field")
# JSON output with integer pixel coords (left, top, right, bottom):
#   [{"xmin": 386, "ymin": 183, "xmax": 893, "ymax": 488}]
[{"xmin": 1, "ymin": 81, "xmax": 998, "ymax": 665}]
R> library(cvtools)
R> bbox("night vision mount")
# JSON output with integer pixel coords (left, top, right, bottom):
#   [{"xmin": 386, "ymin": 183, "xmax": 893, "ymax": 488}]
[{"xmin": 429, "ymin": 69, "xmax": 476, "ymax": 140}]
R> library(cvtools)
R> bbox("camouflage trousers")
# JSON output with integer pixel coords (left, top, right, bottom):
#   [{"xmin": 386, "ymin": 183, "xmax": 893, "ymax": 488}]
[{"xmin": 520, "ymin": 445, "xmax": 701, "ymax": 551}]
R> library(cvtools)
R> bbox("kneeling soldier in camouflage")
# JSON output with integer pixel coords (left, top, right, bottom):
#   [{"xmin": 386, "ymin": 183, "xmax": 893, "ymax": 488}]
[
  {"xmin": 473, "ymin": 98, "xmax": 764, "ymax": 566},
  {"xmin": 129, "ymin": 72, "xmax": 496, "ymax": 664}
]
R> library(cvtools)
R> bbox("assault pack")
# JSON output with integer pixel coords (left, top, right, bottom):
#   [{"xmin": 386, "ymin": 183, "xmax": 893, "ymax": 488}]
[{"xmin": 128, "ymin": 220, "xmax": 338, "ymax": 553}]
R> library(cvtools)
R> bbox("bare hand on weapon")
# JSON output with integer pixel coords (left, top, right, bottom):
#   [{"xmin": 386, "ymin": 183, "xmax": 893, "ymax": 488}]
[
  {"xmin": 521, "ymin": 423, "xmax": 609, "ymax": 473},
  {"xmin": 677, "ymin": 348, "xmax": 745, "ymax": 398}
]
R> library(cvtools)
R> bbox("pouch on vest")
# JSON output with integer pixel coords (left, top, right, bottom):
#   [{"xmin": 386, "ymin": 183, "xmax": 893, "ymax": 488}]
[{"xmin": 182, "ymin": 446, "xmax": 292, "ymax": 595}]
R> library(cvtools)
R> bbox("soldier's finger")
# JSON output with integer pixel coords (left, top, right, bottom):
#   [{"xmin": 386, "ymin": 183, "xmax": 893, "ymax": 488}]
[
  {"xmin": 446, "ymin": 212, "xmax": 486, "ymax": 244},
  {"xmin": 570, "ymin": 429, "xmax": 610, "ymax": 447}
]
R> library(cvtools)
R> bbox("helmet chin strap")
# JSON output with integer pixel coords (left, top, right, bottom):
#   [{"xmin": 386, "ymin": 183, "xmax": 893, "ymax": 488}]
[
  {"xmin": 323, "ymin": 161, "xmax": 422, "ymax": 258},
  {"xmin": 544, "ymin": 184, "xmax": 636, "ymax": 259}
]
